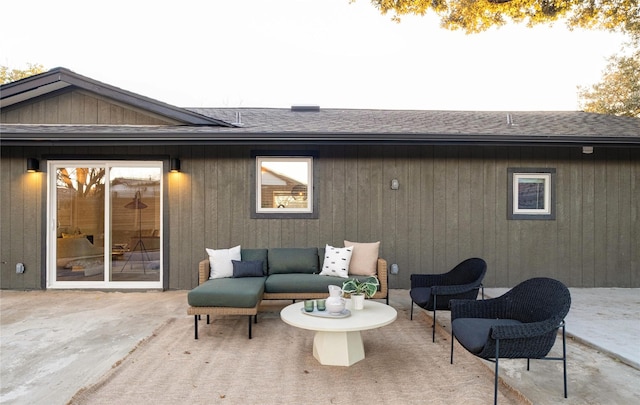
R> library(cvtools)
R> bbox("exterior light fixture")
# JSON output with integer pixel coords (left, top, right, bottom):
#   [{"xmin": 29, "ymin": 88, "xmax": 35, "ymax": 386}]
[
  {"xmin": 27, "ymin": 158, "xmax": 39, "ymax": 172},
  {"xmin": 170, "ymin": 158, "xmax": 181, "ymax": 172},
  {"xmin": 582, "ymin": 146, "xmax": 594, "ymax": 154},
  {"xmin": 391, "ymin": 179, "xmax": 399, "ymax": 190}
]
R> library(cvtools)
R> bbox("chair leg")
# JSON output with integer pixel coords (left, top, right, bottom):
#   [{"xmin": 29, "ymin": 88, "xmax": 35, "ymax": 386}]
[
  {"xmin": 432, "ymin": 295, "xmax": 437, "ymax": 342},
  {"xmin": 494, "ymin": 339, "xmax": 499, "ymax": 405},
  {"xmin": 410, "ymin": 301, "xmax": 414, "ymax": 320},
  {"xmin": 248, "ymin": 316, "xmax": 253, "ymax": 339},
  {"xmin": 562, "ymin": 322, "xmax": 568, "ymax": 398},
  {"xmin": 450, "ymin": 330, "xmax": 455, "ymax": 364}
]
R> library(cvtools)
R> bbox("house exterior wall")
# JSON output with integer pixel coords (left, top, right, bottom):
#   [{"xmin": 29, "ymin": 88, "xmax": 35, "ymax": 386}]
[
  {"xmin": 0, "ymin": 89, "xmax": 180, "ymax": 125},
  {"xmin": 2, "ymin": 144, "xmax": 638, "ymax": 290}
]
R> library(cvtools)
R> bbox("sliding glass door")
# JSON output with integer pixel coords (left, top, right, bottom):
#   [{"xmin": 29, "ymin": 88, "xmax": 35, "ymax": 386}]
[{"xmin": 48, "ymin": 161, "xmax": 163, "ymax": 289}]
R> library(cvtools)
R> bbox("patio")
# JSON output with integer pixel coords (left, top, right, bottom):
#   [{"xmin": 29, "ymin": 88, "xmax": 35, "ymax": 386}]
[{"xmin": 1, "ymin": 288, "xmax": 638, "ymax": 404}]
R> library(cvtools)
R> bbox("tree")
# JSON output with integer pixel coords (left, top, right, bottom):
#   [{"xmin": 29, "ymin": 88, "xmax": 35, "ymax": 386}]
[
  {"xmin": 0, "ymin": 63, "xmax": 46, "ymax": 84},
  {"xmin": 367, "ymin": 0, "xmax": 640, "ymax": 34},
  {"xmin": 578, "ymin": 49, "xmax": 640, "ymax": 117}
]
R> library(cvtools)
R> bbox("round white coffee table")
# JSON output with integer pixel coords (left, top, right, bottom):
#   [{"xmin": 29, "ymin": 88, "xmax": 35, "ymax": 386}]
[{"xmin": 280, "ymin": 299, "xmax": 397, "ymax": 366}]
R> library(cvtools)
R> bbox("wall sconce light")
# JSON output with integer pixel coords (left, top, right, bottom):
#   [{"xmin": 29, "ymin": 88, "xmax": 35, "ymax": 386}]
[
  {"xmin": 391, "ymin": 179, "xmax": 399, "ymax": 190},
  {"xmin": 170, "ymin": 158, "xmax": 181, "ymax": 172},
  {"xmin": 582, "ymin": 146, "xmax": 594, "ymax": 154},
  {"xmin": 27, "ymin": 158, "xmax": 40, "ymax": 173}
]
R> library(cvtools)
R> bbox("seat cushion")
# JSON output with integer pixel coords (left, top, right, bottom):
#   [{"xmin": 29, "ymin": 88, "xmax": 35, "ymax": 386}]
[
  {"xmin": 410, "ymin": 287, "xmax": 432, "ymax": 308},
  {"xmin": 188, "ymin": 277, "xmax": 265, "ymax": 308},
  {"xmin": 452, "ymin": 318, "xmax": 523, "ymax": 354}
]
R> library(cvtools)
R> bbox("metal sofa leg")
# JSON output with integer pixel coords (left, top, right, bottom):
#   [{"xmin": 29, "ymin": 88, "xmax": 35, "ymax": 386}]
[
  {"xmin": 248, "ymin": 316, "xmax": 253, "ymax": 339},
  {"xmin": 194, "ymin": 315, "xmax": 199, "ymax": 340}
]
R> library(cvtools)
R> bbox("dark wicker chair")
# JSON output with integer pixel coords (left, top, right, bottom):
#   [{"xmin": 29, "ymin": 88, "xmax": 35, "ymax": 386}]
[
  {"xmin": 450, "ymin": 277, "xmax": 571, "ymax": 405},
  {"xmin": 409, "ymin": 258, "xmax": 487, "ymax": 342}
]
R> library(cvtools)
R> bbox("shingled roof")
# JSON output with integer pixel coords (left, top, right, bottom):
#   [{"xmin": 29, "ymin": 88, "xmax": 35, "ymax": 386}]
[
  {"xmin": 2, "ymin": 108, "xmax": 639, "ymax": 146},
  {"xmin": 1, "ymin": 68, "xmax": 639, "ymax": 147}
]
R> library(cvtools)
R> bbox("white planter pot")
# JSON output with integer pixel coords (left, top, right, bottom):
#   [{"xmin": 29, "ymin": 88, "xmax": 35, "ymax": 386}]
[{"xmin": 352, "ymin": 294, "xmax": 365, "ymax": 310}]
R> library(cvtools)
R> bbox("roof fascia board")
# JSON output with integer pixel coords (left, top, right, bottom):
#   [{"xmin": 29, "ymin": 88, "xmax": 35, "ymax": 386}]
[{"xmin": 2, "ymin": 131, "xmax": 639, "ymax": 147}]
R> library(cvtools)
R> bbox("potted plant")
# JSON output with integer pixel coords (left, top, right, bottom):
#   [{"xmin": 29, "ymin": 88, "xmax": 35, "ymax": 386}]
[{"xmin": 342, "ymin": 276, "xmax": 380, "ymax": 310}]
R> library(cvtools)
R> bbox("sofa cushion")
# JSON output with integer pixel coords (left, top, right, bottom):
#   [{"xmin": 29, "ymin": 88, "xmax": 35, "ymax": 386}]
[
  {"xmin": 206, "ymin": 245, "xmax": 241, "ymax": 279},
  {"xmin": 232, "ymin": 260, "xmax": 264, "ymax": 278},
  {"xmin": 188, "ymin": 277, "xmax": 265, "ymax": 308},
  {"xmin": 241, "ymin": 248, "xmax": 268, "ymax": 275},
  {"xmin": 268, "ymin": 248, "xmax": 318, "ymax": 275},
  {"xmin": 265, "ymin": 273, "xmax": 346, "ymax": 294},
  {"xmin": 319, "ymin": 245, "xmax": 352, "ymax": 278},
  {"xmin": 344, "ymin": 240, "xmax": 380, "ymax": 276},
  {"xmin": 452, "ymin": 318, "xmax": 523, "ymax": 354}
]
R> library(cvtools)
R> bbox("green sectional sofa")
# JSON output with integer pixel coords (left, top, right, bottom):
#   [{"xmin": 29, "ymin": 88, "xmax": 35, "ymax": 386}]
[{"xmin": 187, "ymin": 247, "xmax": 388, "ymax": 339}]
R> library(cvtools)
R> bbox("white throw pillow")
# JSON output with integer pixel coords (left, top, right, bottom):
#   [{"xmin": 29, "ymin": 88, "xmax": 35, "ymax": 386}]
[
  {"xmin": 344, "ymin": 240, "xmax": 380, "ymax": 276},
  {"xmin": 206, "ymin": 245, "xmax": 241, "ymax": 279},
  {"xmin": 319, "ymin": 244, "xmax": 353, "ymax": 278}
]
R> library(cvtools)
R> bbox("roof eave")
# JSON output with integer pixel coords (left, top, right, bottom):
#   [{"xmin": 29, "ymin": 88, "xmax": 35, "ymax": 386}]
[
  {"xmin": 0, "ymin": 68, "xmax": 235, "ymax": 127},
  {"xmin": 2, "ymin": 131, "xmax": 639, "ymax": 147}
]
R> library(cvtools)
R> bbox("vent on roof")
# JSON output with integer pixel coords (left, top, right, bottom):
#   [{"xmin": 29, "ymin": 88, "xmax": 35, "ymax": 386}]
[
  {"xmin": 233, "ymin": 111, "xmax": 243, "ymax": 126},
  {"xmin": 291, "ymin": 105, "xmax": 320, "ymax": 112}
]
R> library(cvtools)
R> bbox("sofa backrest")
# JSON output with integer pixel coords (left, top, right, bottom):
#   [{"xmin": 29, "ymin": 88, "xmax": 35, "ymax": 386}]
[
  {"xmin": 268, "ymin": 248, "xmax": 319, "ymax": 275},
  {"xmin": 241, "ymin": 249, "xmax": 269, "ymax": 275}
]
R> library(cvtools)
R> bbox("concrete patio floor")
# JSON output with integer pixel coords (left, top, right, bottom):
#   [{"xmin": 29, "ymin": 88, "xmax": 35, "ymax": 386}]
[{"xmin": 1, "ymin": 288, "xmax": 638, "ymax": 405}]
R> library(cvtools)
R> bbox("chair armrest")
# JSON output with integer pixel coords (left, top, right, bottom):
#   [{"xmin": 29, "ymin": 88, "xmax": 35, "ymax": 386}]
[
  {"xmin": 198, "ymin": 259, "xmax": 210, "ymax": 284},
  {"xmin": 491, "ymin": 318, "xmax": 565, "ymax": 340},
  {"xmin": 431, "ymin": 281, "xmax": 482, "ymax": 296}
]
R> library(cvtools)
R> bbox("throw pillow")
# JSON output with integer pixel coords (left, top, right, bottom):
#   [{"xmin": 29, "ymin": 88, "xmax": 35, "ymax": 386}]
[
  {"xmin": 206, "ymin": 245, "xmax": 241, "ymax": 279},
  {"xmin": 319, "ymin": 244, "xmax": 353, "ymax": 278},
  {"xmin": 232, "ymin": 260, "xmax": 264, "ymax": 278},
  {"xmin": 344, "ymin": 240, "xmax": 380, "ymax": 276}
]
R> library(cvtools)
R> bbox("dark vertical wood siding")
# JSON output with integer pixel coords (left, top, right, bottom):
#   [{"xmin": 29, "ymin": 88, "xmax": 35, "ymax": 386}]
[
  {"xmin": 1, "ymin": 90, "xmax": 179, "ymax": 125},
  {"xmin": 1, "ymin": 145, "xmax": 639, "ymax": 290}
]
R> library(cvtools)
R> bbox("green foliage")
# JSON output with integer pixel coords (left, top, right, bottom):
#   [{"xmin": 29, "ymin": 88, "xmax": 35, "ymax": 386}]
[
  {"xmin": 578, "ymin": 48, "xmax": 640, "ymax": 117},
  {"xmin": 365, "ymin": 0, "xmax": 640, "ymax": 35},
  {"xmin": 342, "ymin": 276, "xmax": 380, "ymax": 298},
  {"xmin": 0, "ymin": 63, "xmax": 46, "ymax": 84}
]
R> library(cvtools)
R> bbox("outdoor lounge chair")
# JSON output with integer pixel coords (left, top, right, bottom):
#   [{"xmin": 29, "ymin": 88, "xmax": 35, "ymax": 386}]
[
  {"xmin": 450, "ymin": 277, "xmax": 571, "ymax": 405},
  {"xmin": 409, "ymin": 257, "xmax": 486, "ymax": 342}
]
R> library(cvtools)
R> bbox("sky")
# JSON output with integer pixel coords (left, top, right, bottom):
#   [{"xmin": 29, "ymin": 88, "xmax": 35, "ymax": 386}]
[{"xmin": 0, "ymin": 0, "xmax": 630, "ymax": 111}]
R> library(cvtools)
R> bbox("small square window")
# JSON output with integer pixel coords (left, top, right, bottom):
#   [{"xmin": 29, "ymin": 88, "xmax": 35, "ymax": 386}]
[
  {"xmin": 251, "ymin": 151, "xmax": 318, "ymax": 219},
  {"xmin": 507, "ymin": 168, "xmax": 556, "ymax": 220}
]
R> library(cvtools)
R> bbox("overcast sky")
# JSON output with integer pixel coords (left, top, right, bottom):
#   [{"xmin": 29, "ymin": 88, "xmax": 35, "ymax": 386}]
[{"xmin": 1, "ymin": 0, "xmax": 628, "ymax": 111}]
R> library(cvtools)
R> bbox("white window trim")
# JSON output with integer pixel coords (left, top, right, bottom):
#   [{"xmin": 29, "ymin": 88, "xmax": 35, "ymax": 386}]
[
  {"xmin": 46, "ymin": 160, "xmax": 164, "ymax": 290},
  {"xmin": 507, "ymin": 167, "xmax": 556, "ymax": 220},
  {"xmin": 512, "ymin": 172, "xmax": 552, "ymax": 215}
]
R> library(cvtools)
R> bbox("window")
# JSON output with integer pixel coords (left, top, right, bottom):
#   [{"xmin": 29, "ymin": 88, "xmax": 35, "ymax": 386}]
[
  {"xmin": 507, "ymin": 168, "xmax": 556, "ymax": 220},
  {"xmin": 252, "ymin": 151, "xmax": 318, "ymax": 219}
]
